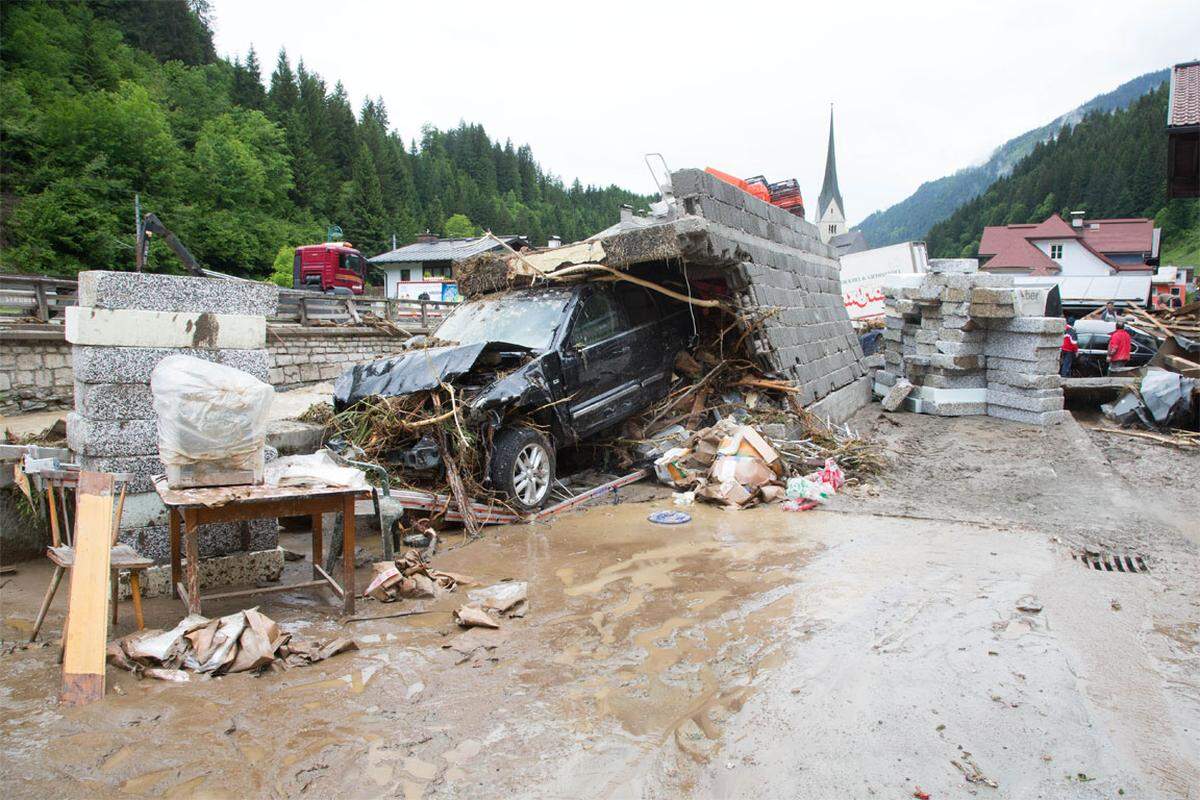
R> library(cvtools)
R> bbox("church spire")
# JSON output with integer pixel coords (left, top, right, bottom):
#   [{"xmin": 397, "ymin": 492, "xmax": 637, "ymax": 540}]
[{"xmin": 818, "ymin": 105, "xmax": 844, "ymax": 222}]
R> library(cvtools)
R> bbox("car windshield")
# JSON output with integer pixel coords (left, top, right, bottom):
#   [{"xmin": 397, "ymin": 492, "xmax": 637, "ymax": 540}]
[{"xmin": 434, "ymin": 289, "xmax": 574, "ymax": 350}]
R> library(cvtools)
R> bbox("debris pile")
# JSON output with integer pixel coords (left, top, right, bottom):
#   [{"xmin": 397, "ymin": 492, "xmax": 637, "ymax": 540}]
[
  {"xmin": 1100, "ymin": 367, "xmax": 1198, "ymax": 446},
  {"xmin": 106, "ymin": 607, "xmax": 357, "ymax": 681},
  {"xmin": 877, "ymin": 268, "xmax": 1068, "ymax": 424},
  {"xmin": 363, "ymin": 549, "xmax": 474, "ymax": 602},
  {"xmin": 650, "ymin": 414, "xmax": 861, "ymax": 509}
]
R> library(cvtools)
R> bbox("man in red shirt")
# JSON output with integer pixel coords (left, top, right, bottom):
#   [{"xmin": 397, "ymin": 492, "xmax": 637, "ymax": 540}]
[
  {"xmin": 1107, "ymin": 320, "xmax": 1132, "ymax": 371},
  {"xmin": 1060, "ymin": 318, "xmax": 1078, "ymax": 377}
]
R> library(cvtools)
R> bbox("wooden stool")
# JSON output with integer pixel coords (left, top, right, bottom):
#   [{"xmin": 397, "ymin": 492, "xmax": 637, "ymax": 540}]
[{"xmin": 26, "ymin": 468, "xmax": 146, "ymax": 643}]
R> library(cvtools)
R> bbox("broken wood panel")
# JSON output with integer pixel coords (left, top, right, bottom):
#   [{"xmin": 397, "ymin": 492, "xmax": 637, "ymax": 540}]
[{"xmin": 60, "ymin": 470, "xmax": 115, "ymax": 707}]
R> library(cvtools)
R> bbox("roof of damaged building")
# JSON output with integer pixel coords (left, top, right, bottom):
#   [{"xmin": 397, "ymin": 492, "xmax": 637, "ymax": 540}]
[
  {"xmin": 1168, "ymin": 60, "xmax": 1200, "ymax": 128},
  {"xmin": 456, "ymin": 168, "xmax": 867, "ymax": 408},
  {"xmin": 369, "ymin": 235, "xmax": 528, "ymax": 265}
]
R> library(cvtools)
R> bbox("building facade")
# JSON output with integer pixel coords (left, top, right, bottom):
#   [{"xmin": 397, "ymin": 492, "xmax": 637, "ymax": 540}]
[
  {"xmin": 978, "ymin": 212, "xmax": 1160, "ymax": 277},
  {"xmin": 370, "ymin": 234, "xmax": 528, "ymax": 301}
]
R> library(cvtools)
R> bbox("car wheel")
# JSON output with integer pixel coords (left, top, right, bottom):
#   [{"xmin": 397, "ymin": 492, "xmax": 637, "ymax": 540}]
[{"xmin": 489, "ymin": 426, "xmax": 555, "ymax": 511}]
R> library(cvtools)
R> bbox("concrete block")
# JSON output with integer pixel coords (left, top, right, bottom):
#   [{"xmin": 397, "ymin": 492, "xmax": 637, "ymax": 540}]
[
  {"xmin": 130, "ymin": 518, "xmax": 279, "ymax": 563},
  {"xmin": 987, "ymin": 316, "xmax": 1066, "ymax": 335},
  {"xmin": 986, "ymin": 388, "xmax": 1064, "ymax": 412},
  {"xmin": 66, "ymin": 307, "xmax": 266, "ymax": 349},
  {"xmin": 116, "ymin": 548, "xmax": 284, "ymax": 600},
  {"xmin": 74, "ymin": 382, "xmax": 155, "ymax": 420},
  {"xmin": 986, "ymin": 406, "xmax": 1072, "ymax": 426},
  {"xmin": 881, "ymin": 378, "xmax": 913, "ymax": 411},
  {"xmin": 67, "ymin": 412, "xmax": 157, "ymax": 457},
  {"xmin": 986, "ymin": 370, "xmax": 1061, "ymax": 390},
  {"xmin": 971, "ymin": 287, "xmax": 1014, "ymax": 304},
  {"xmin": 920, "ymin": 372, "xmax": 988, "ymax": 389},
  {"xmin": 935, "ymin": 341, "xmax": 984, "ymax": 357},
  {"xmin": 969, "ymin": 303, "xmax": 1015, "ymax": 319},
  {"xmin": 986, "ymin": 355, "xmax": 1059, "ymax": 374},
  {"xmin": 78, "ymin": 270, "xmax": 278, "ymax": 316},
  {"xmin": 266, "ymin": 419, "xmax": 326, "ymax": 455},
  {"xmin": 118, "ymin": 490, "xmax": 169, "ymax": 528},
  {"xmin": 73, "ymin": 346, "xmax": 271, "ymax": 384},
  {"xmin": 806, "ymin": 375, "xmax": 872, "ymax": 424}
]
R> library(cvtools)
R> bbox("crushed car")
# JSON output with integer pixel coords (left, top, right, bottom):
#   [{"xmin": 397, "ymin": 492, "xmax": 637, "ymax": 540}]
[{"xmin": 334, "ymin": 282, "xmax": 690, "ymax": 509}]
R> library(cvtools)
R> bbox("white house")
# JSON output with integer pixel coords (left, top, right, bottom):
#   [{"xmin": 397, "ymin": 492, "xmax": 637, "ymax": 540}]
[
  {"xmin": 978, "ymin": 212, "xmax": 1160, "ymax": 277},
  {"xmin": 369, "ymin": 234, "xmax": 529, "ymax": 301}
]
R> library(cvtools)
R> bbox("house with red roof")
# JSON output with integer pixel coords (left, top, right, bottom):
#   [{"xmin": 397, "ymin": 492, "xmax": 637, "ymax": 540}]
[
  {"xmin": 978, "ymin": 211, "xmax": 1160, "ymax": 277},
  {"xmin": 1167, "ymin": 60, "xmax": 1199, "ymax": 199}
]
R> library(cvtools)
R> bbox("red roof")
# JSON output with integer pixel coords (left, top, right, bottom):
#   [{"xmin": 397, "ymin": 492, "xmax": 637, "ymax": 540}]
[
  {"xmin": 1169, "ymin": 61, "xmax": 1200, "ymax": 128},
  {"xmin": 1026, "ymin": 213, "xmax": 1078, "ymax": 238},
  {"xmin": 1079, "ymin": 218, "xmax": 1156, "ymax": 254},
  {"xmin": 979, "ymin": 213, "xmax": 1155, "ymax": 274}
]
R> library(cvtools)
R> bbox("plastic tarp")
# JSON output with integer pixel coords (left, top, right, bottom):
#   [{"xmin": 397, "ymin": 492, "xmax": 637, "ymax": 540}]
[
  {"xmin": 333, "ymin": 342, "xmax": 487, "ymax": 410},
  {"xmin": 1140, "ymin": 368, "xmax": 1195, "ymax": 424},
  {"xmin": 150, "ymin": 355, "xmax": 274, "ymax": 469}
]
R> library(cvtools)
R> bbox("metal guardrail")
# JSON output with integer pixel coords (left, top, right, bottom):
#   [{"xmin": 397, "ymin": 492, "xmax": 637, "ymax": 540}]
[
  {"xmin": 0, "ymin": 274, "xmax": 79, "ymax": 321},
  {"xmin": 0, "ymin": 274, "xmax": 455, "ymax": 331}
]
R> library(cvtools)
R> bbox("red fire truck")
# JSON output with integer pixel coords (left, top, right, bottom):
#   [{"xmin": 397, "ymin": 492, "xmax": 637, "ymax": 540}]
[{"xmin": 292, "ymin": 242, "xmax": 368, "ymax": 294}]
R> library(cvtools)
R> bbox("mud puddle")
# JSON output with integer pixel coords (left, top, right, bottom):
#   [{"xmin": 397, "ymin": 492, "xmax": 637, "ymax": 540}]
[{"xmin": 0, "ymin": 498, "xmax": 820, "ymax": 799}]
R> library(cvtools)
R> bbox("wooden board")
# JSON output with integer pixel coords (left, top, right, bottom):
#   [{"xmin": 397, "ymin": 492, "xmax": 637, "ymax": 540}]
[{"xmin": 60, "ymin": 471, "xmax": 115, "ymax": 707}]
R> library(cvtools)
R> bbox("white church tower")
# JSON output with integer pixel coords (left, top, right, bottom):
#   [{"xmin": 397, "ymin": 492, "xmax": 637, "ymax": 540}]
[{"xmin": 816, "ymin": 108, "xmax": 845, "ymax": 245}]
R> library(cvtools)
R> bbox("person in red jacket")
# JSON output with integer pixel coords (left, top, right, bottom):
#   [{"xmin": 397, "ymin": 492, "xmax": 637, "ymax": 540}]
[
  {"xmin": 1107, "ymin": 319, "xmax": 1132, "ymax": 371},
  {"xmin": 1060, "ymin": 317, "xmax": 1078, "ymax": 377}
]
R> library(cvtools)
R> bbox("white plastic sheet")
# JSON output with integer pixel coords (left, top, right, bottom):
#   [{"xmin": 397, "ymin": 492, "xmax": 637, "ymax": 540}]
[
  {"xmin": 264, "ymin": 450, "xmax": 370, "ymax": 489},
  {"xmin": 150, "ymin": 355, "xmax": 274, "ymax": 468}
]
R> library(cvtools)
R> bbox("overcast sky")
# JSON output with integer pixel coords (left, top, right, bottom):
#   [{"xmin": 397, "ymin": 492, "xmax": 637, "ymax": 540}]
[{"xmin": 210, "ymin": 0, "xmax": 1198, "ymax": 227}]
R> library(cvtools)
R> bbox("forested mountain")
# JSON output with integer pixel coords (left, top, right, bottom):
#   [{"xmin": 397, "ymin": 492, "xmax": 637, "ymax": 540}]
[
  {"xmin": 855, "ymin": 70, "xmax": 1170, "ymax": 248},
  {"xmin": 926, "ymin": 86, "xmax": 1199, "ymax": 264},
  {"xmin": 0, "ymin": 1, "xmax": 650, "ymax": 279}
]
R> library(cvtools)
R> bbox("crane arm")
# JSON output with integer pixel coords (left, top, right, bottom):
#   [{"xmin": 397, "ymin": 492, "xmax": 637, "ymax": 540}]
[{"xmin": 140, "ymin": 212, "xmax": 203, "ymax": 276}]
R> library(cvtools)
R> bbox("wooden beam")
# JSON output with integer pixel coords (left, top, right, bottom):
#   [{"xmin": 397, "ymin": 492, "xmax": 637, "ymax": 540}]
[{"xmin": 60, "ymin": 471, "xmax": 114, "ymax": 707}]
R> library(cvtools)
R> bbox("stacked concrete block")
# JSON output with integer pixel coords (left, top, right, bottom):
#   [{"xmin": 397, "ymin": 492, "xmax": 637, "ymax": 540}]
[
  {"xmin": 66, "ymin": 271, "xmax": 281, "ymax": 563},
  {"xmin": 875, "ymin": 273, "xmax": 1066, "ymax": 424},
  {"xmin": 670, "ymin": 169, "xmax": 866, "ymax": 408}
]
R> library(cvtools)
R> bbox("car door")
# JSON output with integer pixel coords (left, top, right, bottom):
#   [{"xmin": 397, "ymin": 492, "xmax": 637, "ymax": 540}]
[
  {"xmin": 559, "ymin": 287, "xmax": 636, "ymax": 438},
  {"xmin": 613, "ymin": 283, "xmax": 672, "ymax": 407}
]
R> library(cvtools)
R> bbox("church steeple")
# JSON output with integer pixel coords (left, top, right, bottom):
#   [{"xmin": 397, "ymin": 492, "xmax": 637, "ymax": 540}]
[{"xmin": 817, "ymin": 106, "xmax": 845, "ymax": 244}]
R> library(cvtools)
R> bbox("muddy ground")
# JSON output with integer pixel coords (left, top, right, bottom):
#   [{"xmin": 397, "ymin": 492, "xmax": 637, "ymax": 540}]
[{"xmin": 2, "ymin": 406, "xmax": 1198, "ymax": 798}]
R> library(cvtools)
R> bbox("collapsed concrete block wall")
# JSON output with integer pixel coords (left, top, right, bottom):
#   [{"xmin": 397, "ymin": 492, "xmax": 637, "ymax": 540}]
[
  {"xmin": 65, "ymin": 272, "xmax": 284, "ymax": 586},
  {"xmin": 669, "ymin": 169, "xmax": 867, "ymax": 407},
  {"xmin": 876, "ymin": 269, "xmax": 1068, "ymax": 425}
]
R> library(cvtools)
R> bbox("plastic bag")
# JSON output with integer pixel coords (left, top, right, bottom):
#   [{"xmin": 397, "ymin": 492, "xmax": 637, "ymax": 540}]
[
  {"xmin": 151, "ymin": 355, "xmax": 274, "ymax": 468},
  {"xmin": 818, "ymin": 458, "xmax": 845, "ymax": 492},
  {"xmin": 786, "ymin": 476, "xmax": 834, "ymax": 504}
]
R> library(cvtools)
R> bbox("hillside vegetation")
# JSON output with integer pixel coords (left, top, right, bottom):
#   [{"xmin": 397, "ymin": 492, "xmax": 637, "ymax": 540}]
[
  {"xmin": 0, "ymin": 1, "xmax": 649, "ymax": 279},
  {"xmin": 926, "ymin": 86, "xmax": 1199, "ymax": 265},
  {"xmin": 855, "ymin": 70, "xmax": 1169, "ymax": 248}
]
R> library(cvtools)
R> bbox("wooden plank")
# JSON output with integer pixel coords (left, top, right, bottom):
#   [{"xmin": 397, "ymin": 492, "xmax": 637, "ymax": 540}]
[
  {"xmin": 199, "ymin": 579, "xmax": 328, "ymax": 603},
  {"xmin": 60, "ymin": 471, "xmax": 114, "ymax": 707}
]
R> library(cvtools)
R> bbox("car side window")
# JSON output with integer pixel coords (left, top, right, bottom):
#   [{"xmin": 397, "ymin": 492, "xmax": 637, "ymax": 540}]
[
  {"xmin": 615, "ymin": 283, "xmax": 657, "ymax": 327},
  {"xmin": 569, "ymin": 291, "xmax": 622, "ymax": 348}
]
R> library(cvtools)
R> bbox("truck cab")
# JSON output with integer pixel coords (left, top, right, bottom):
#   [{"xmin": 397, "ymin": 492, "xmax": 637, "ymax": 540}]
[{"xmin": 293, "ymin": 242, "xmax": 368, "ymax": 294}]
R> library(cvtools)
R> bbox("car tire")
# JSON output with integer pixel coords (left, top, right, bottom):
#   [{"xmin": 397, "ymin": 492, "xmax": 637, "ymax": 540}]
[{"xmin": 489, "ymin": 426, "xmax": 555, "ymax": 511}]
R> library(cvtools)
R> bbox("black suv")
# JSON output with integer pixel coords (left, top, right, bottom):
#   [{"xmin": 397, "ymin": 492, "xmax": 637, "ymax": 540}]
[{"xmin": 335, "ymin": 283, "xmax": 689, "ymax": 509}]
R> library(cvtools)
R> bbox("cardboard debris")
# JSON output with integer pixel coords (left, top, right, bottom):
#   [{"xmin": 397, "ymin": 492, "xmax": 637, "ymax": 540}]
[
  {"xmin": 467, "ymin": 581, "xmax": 528, "ymax": 614},
  {"xmin": 107, "ymin": 607, "xmax": 357, "ymax": 679},
  {"xmin": 363, "ymin": 549, "xmax": 474, "ymax": 603},
  {"xmin": 649, "ymin": 417, "xmax": 851, "ymax": 510},
  {"xmin": 454, "ymin": 604, "xmax": 500, "ymax": 629}
]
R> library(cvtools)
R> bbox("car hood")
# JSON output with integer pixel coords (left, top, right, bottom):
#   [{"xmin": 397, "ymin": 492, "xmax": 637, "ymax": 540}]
[{"xmin": 333, "ymin": 342, "xmax": 489, "ymax": 410}]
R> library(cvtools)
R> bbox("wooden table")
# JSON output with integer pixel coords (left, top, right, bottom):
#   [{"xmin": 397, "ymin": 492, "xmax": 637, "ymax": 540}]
[{"xmin": 153, "ymin": 477, "xmax": 367, "ymax": 616}]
